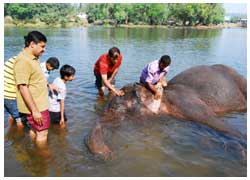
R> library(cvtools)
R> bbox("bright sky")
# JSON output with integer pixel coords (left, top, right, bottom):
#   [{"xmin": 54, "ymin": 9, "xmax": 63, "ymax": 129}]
[{"xmin": 223, "ymin": 3, "xmax": 247, "ymax": 14}]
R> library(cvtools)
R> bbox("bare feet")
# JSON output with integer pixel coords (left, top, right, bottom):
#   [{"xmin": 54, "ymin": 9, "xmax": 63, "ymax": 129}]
[
  {"xmin": 29, "ymin": 129, "xmax": 36, "ymax": 141},
  {"xmin": 16, "ymin": 121, "xmax": 24, "ymax": 129},
  {"xmin": 8, "ymin": 116, "xmax": 15, "ymax": 126}
]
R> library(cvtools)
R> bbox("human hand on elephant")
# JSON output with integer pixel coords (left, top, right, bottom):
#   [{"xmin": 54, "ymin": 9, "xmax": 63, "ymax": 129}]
[
  {"xmin": 162, "ymin": 81, "xmax": 168, "ymax": 87},
  {"xmin": 115, "ymin": 89, "xmax": 125, "ymax": 96},
  {"xmin": 154, "ymin": 92, "xmax": 161, "ymax": 100}
]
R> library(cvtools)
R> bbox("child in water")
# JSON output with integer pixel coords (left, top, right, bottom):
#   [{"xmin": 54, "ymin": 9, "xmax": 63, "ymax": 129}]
[{"xmin": 48, "ymin": 64, "xmax": 75, "ymax": 128}]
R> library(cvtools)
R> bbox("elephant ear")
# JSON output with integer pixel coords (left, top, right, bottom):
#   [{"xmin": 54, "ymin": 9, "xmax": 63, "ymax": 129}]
[{"xmin": 165, "ymin": 84, "xmax": 245, "ymax": 139}]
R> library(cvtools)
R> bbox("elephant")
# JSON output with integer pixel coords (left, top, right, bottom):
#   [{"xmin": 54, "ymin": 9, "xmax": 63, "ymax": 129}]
[{"xmin": 86, "ymin": 64, "xmax": 247, "ymax": 159}]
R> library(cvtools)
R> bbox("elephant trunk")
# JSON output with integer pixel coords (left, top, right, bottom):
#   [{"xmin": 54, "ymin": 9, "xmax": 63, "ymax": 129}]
[{"xmin": 86, "ymin": 123, "xmax": 112, "ymax": 159}]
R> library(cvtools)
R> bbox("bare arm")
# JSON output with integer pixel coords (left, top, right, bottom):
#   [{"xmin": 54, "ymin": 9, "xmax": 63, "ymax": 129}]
[
  {"xmin": 108, "ymin": 68, "xmax": 119, "ymax": 83},
  {"xmin": 146, "ymin": 82, "xmax": 161, "ymax": 100},
  {"xmin": 101, "ymin": 74, "xmax": 124, "ymax": 96},
  {"xmin": 45, "ymin": 78, "xmax": 60, "ymax": 93},
  {"xmin": 59, "ymin": 99, "xmax": 65, "ymax": 126},
  {"xmin": 146, "ymin": 82, "xmax": 157, "ymax": 94},
  {"xmin": 43, "ymin": 75, "xmax": 60, "ymax": 93},
  {"xmin": 102, "ymin": 74, "xmax": 118, "ymax": 93},
  {"xmin": 159, "ymin": 75, "xmax": 168, "ymax": 87},
  {"xmin": 18, "ymin": 84, "xmax": 43, "ymax": 126}
]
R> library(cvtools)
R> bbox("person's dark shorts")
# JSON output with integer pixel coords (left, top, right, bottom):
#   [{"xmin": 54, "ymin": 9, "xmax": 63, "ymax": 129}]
[
  {"xmin": 95, "ymin": 74, "xmax": 116, "ymax": 89},
  {"xmin": 49, "ymin": 111, "xmax": 68, "ymax": 124},
  {"xmin": 26, "ymin": 109, "xmax": 50, "ymax": 131}
]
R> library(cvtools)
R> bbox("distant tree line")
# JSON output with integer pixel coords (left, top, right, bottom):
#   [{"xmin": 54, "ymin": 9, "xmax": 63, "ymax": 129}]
[
  {"xmin": 4, "ymin": 3, "xmax": 78, "ymax": 26},
  {"xmin": 4, "ymin": 3, "xmax": 225, "ymax": 26},
  {"xmin": 228, "ymin": 14, "xmax": 247, "ymax": 23},
  {"xmin": 86, "ymin": 3, "xmax": 225, "ymax": 26}
]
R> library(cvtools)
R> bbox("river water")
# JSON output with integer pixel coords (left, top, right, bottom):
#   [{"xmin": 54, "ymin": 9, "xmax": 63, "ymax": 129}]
[{"xmin": 4, "ymin": 26, "xmax": 247, "ymax": 176}]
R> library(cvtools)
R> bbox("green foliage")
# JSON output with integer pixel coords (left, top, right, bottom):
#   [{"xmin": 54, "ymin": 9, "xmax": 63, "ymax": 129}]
[
  {"xmin": 147, "ymin": 4, "xmax": 169, "ymax": 25},
  {"xmin": 86, "ymin": 4, "xmax": 109, "ymax": 23},
  {"xmin": 230, "ymin": 16, "xmax": 239, "ymax": 23},
  {"xmin": 86, "ymin": 3, "xmax": 171, "ymax": 25},
  {"xmin": 86, "ymin": 3, "xmax": 225, "ymax": 26},
  {"xmin": 4, "ymin": 3, "xmax": 225, "ymax": 26},
  {"xmin": 5, "ymin": 4, "xmax": 33, "ymax": 20},
  {"xmin": 4, "ymin": 3, "xmax": 76, "ymax": 26},
  {"xmin": 112, "ymin": 4, "xmax": 131, "ymax": 24},
  {"xmin": 168, "ymin": 3, "xmax": 225, "ymax": 25}
]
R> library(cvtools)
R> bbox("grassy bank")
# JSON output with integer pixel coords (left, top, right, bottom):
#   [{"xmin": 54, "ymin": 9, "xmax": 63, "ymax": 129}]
[
  {"xmin": 4, "ymin": 21, "xmax": 88, "ymax": 28},
  {"xmin": 4, "ymin": 16, "xmax": 89, "ymax": 28},
  {"xmin": 4, "ymin": 20, "xmax": 242, "ymax": 29},
  {"xmin": 117, "ymin": 23, "xmax": 242, "ymax": 29}
]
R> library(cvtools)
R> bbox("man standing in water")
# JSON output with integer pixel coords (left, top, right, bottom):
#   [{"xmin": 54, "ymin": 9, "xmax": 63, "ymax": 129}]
[
  {"xmin": 14, "ymin": 31, "xmax": 50, "ymax": 147},
  {"xmin": 94, "ymin": 47, "xmax": 125, "ymax": 96},
  {"xmin": 4, "ymin": 56, "xmax": 25, "ymax": 129}
]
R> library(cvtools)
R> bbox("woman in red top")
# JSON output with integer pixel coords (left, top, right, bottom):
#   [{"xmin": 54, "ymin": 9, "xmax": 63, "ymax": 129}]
[{"xmin": 94, "ymin": 47, "xmax": 125, "ymax": 96}]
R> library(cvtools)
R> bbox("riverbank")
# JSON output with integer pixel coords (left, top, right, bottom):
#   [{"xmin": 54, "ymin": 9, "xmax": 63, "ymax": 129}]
[
  {"xmin": 5, "ymin": 22, "xmax": 243, "ymax": 29},
  {"xmin": 4, "ymin": 17, "xmax": 243, "ymax": 29},
  {"xmin": 4, "ymin": 22, "xmax": 88, "ymax": 28},
  {"xmin": 4, "ymin": 21, "xmax": 88, "ymax": 28},
  {"xmin": 4, "ymin": 16, "xmax": 89, "ymax": 28},
  {"xmin": 117, "ymin": 22, "xmax": 243, "ymax": 29}
]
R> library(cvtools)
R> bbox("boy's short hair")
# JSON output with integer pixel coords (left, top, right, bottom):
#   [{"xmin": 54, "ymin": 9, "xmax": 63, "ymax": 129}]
[
  {"xmin": 60, "ymin": 64, "xmax": 75, "ymax": 79},
  {"xmin": 24, "ymin": 31, "xmax": 47, "ymax": 47},
  {"xmin": 108, "ymin": 47, "xmax": 120, "ymax": 58},
  {"xmin": 160, "ymin": 55, "xmax": 171, "ymax": 67},
  {"xmin": 47, "ymin": 57, "xmax": 60, "ymax": 69}
]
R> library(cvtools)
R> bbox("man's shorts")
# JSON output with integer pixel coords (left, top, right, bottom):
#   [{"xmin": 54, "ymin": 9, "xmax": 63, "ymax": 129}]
[
  {"xmin": 49, "ymin": 111, "xmax": 68, "ymax": 124},
  {"xmin": 95, "ymin": 74, "xmax": 116, "ymax": 89},
  {"xmin": 26, "ymin": 109, "xmax": 50, "ymax": 131}
]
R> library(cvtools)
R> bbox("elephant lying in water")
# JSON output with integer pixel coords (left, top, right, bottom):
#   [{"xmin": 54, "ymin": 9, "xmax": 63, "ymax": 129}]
[{"xmin": 87, "ymin": 64, "xmax": 247, "ymax": 159}]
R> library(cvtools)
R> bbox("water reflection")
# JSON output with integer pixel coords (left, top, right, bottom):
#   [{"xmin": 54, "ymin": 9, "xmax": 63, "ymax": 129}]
[
  {"xmin": 87, "ymin": 27, "xmax": 222, "ymax": 41},
  {"xmin": 5, "ymin": 123, "xmax": 72, "ymax": 176}
]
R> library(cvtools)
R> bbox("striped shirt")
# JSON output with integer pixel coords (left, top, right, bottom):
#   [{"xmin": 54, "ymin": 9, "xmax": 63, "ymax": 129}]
[{"xmin": 4, "ymin": 56, "xmax": 17, "ymax": 99}]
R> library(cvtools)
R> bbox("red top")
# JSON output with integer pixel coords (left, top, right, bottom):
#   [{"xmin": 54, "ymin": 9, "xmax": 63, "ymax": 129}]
[{"xmin": 94, "ymin": 53, "xmax": 122, "ymax": 75}]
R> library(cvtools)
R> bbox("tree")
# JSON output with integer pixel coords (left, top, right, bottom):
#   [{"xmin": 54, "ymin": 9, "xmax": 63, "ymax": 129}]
[
  {"xmin": 86, "ymin": 4, "xmax": 109, "ymax": 23},
  {"xmin": 147, "ymin": 4, "xmax": 169, "ymax": 25},
  {"xmin": 168, "ymin": 3, "xmax": 225, "ymax": 26},
  {"xmin": 5, "ymin": 3, "xmax": 225, "ymax": 26},
  {"xmin": 5, "ymin": 4, "xmax": 33, "ymax": 20},
  {"xmin": 112, "ymin": 4, "xmax": 132, "ymax": 24},
  {"xmin": 4, "ymin": 3, "xmax": 76, "ymax": 25}
]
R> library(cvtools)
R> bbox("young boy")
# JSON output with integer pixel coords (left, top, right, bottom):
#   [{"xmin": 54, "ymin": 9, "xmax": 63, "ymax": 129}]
[
  {"xmin": 40, "ymin": 57, "xmax": 60, "ymax": 92},
  {"xmin": 40, "ymin": 57, "xmax": 60, "ymax": 80},
  {"xmin": 48, "ymin": 64, "xmax": 75, "ymax": 128}
]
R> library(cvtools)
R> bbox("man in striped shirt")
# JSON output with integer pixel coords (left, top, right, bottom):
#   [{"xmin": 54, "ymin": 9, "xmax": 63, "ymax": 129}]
[{"xmin": 4, "ymin": 56, "xmax": 24, "ymax": 128}]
